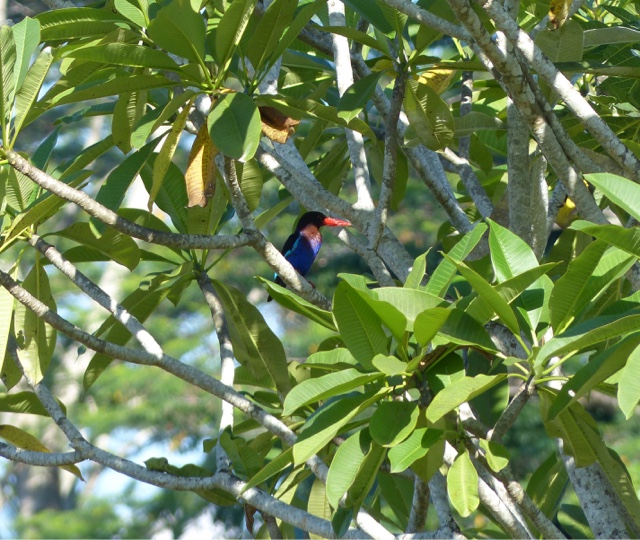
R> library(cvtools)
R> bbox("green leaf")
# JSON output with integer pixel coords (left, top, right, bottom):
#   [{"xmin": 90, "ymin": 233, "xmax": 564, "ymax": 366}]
[
  {"xmin": 537, "ymin": 312, "xmax": 640, "ymax": 366},
  {"xmin": 13, "ymin": 46, "xmax": 54, "ymax": 139},
  {"xmin": 534, "ymin": 20, "xmax": 583, "ymax": 62},
  {"xmin": 404, "ymin": 250, "xmax": 428, "ymax": 289},
  {"xmin": 140, "ymin": 158, "xmax": 189, "ymax": 233},
  {"xmin": 337, "ymin": 71, "xmax": 383, "ymax": 123},
  {"xmin": 388, "ymin": 427, "xmax": 442, "ymax": 473},
  {"xmin": 344, "ymin": 440, "xmax": 386, "ymax": 511},
  {"xmin": 89, "ymin": 139, "xmax": 155, "ymax": 231},
  {"xmin": 208, "ymin": 93, "xmax": 261, "ymax": 161},
  {"xmin": 447, "ymin": 450, "xmax": 479, "ymax": 517},
  {"xmin": 147, "ymin": 0, "xmax": 205, "ymax": 62},
  {"xmin": 11, "ymin": 17, "xmax": 41, "ymax": 93},
  {"xmin": 0, "ymin": 391, "xmax": 67, "ymax": 417},
  {"xmin": 326, "ymin": 429, "xmax": 369, "ymax": 508},
  {"xmin": 333, "ymin": 282, "xmax": 388, "ymax": 370},
  {"xmin": 51, "ymin": 74, "xmax": 175, "ymax": 107},
  {"xmin": 149, "ymin": 95, "xmax": 193, "ymax": 210},
  {"xmin": 212, "ymin": 280, "xmax": 291, "ymax": 396},
  {"xmin": 114, "ymin": 0, "xmax": 148, "ymax": 27},
  {"xmin": 242, "ymin": 447, "xmax": 294, "ymax": 492},
  {"xmin": 478, "ymin": 439, "xmax": 509, "ymax": 472},
  {"xmin": 344, "ymin": 287, "xmax": 407, "ymax": 341},
  {"xmin": 404, "ymin": 78, "xmax": 454, "ymax": 150},
  {"xmin": 446, "ymin": 256, "xmax": 520, "ymax": 336},
  {"xmin": 550, "ymin": 241, "xmax": 634, "ymax": 333},
  {"xmin": 0, "ymin": 25, "xmax": 16, "ymax": 139},
  {"xmin": 213, "ymin": 0, "xmax": 256, "ymax": 70},
  {"xmin": 618, "ymin": 343, "xmax": 640, "ymax": 419},
  {"xmin": 370, "ymin": 401, "xmax": 419, "ymax": 447},
  {"xmin": 238, "ymin": 158, "xmax": 263, "ymax": 212},
  {"xmin": 426, "ymin": 374, "xmax": 507, "ymax": 423},
  {"xmin": 322, "ymin": 25, "xmax": 389, "ymax": 55},
  {"xmin": 246, "ymin": 0, "xmax": 297, "ymax": 74},
  {"xmin": 342, "ymin": 0, "xmax": 394, "ymax": 35},
  {"xmin": 526, "ymin": 452, "xmax": 569, "ymax": 519},
  {"xmin": 570, "ymin": 221, "xmax": 640, "ymax": 259},
  {"xmin": 53, "ymin": 222, "xmax": 141, "ymax": 271},
  {"xmin": 64, "ymin": 43, "xmax": 181, "ymax": 71},
  {"xmin": 371, "ymin": 354, "xmax": 408, "ymax": 376},
  {"xmin": 414, "ymin": 307, "xmax": 452, "ymax": 346},
  {"xmin": 257, "ymin": 278, "xmax": 336, "ymax": 330},
  {"xmin": 375, "ymin": 287, "xmax": 444, "ymax": 332},
  {"xmin": 36, "ymin": 8, "xmax": 127, "ymax": 41},
  {"xmin": 13, "ymin": 260, "xmax": 56, "ymax": 384},
  {"xmin": 283, "ymin": 368, "xmax": 382, "ymax": 415},
  {"xmin": 0, "ymin": 425, "xmax": 83, "ymax": 480},
  {"xmin": 585, "ymin": 172, "xmax": 640, "ymax": 222},
  {"xmin": 488, "ymin": 218, "xmax": 539, "ymax": 282},
  {"xmin": 267, "ymin": 0, "xmax": 324, "ymax": 71},
  {"xmin": 426, "ymin": 223, "xmax": 487, "ymax": 297},
  {"xmin": 0, "ymin": 281, "xmax": 15, "ymax": 383},
  {"xmin": 292, "ymin": 389, "xmax": 385, "ymax": 464},
  {"xmin": 434, "ymin": 308, "xmax": 497, "ymax": 352}
]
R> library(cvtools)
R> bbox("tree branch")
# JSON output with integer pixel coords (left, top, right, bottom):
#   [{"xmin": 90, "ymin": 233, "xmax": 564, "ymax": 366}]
[
  {"xmin": 2, "ymin": 148, "xmax": 250, "ymax": 250},
  {"xmin": 406, "ymin": 476, "xmax": 429, "ymax": 534}
]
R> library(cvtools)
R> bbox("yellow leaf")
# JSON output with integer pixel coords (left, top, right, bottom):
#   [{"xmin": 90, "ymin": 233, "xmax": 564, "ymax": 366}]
[
  {"xmin": 185, "ymin": 123, "xmax": 218, "ymax": 208},
  {"xmin": 417, "ymin": 69, "xmax": 456, "ymax": 96}
]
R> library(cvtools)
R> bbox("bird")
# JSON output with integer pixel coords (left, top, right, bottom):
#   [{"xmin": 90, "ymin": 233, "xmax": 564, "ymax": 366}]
[{"xmin": 267, "ymin": 211, "xmax": 351, "ymax": 301}]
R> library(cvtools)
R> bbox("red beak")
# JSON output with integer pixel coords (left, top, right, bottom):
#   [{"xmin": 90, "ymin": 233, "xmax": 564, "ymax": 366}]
[{"xmin": 323, "ymin": 216, "xmax": 351, "ymax": 227}]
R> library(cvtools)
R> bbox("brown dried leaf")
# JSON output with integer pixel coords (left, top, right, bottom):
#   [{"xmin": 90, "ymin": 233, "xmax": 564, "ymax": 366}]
[
  {"xmin": 259, "ymin": 106, "xmax": 299, "ymax": 143},
  {"xmin": 186, "ymin": 123, "xmax": 217, "ymax": 208}
]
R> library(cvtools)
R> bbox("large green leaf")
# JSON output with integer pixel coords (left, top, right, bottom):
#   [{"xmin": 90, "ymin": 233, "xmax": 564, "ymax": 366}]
[
  {"xmin": 147, "ymin": 0, "xmax": 205, "ymax": 62},
  {"xmin": 343, "ymin": 0, "xmax": 394, "ymax": 35},
  {"xmin": 413, "ymin": 307, "xmax": 452, "ymax": 346},
  {"xmin": 387, "ymin": 427, "xmax": 442, "ymax": 473},
  {"xmin": 618, "ymin": 343, "xmax": 640, "ymax": 419},
  {"xmin": 208, "ymin": 93, "xmax": 261, "ymax": 161},
  {"xmin": 332, "ymin": 282, "xmax": 388, "ymax": 370},
  {"xmin": 257, "ymin": 278, "xmax": 336, "ymax": 331},
  {"xmin": 404, "ymin": 78, "xmax": 454, "ymax": 150},
  {"xmin": 534, "ymin": 20, "xmax": 583, "ymax": 62},
  {"xmin": 13, "ymin": 46, "xmax": 54, "ymax": 139},
  {"xmin": 337, "ymin": 72, "xmax": 383, "ymax": 123},
  {"xmin": 36, "ymin": 8, "xmax": 127, "ymax": 41},
  {"xmin": 369, "ymin": 400, "xmax": 419, "ymax": 447},
  {"xmin": 0, "ymin": 284, "xmax": 16, "ymax": 389},
  {"xmin": 344, "ymin": 439, "xmax": 386, "ymax": 511},
  {"xmin": 292, "ymin": 389, "xmax": 385, "ymax": 464},
  {"xmin": 64, "ymin": 43, "xmax": 181, "ymax": 72},
  {"xmin": 326, "ymin": 429, "xmax": 369, "ymax": 508},
  {"xmin": 585, "ymin": 172, "xmax": 640, "ymax": 222},
  {"xmin": 53, "ymin": 222, "xmax": 141, "ymax": 271},
  {"xmin": 447, "ymin": 450, "xmax": 479, "ymax": 517},
  {"xmin": 212, "ymin": 280, "xmax": 291, "ymax": 396},
  {"xmin": 242, "ymin": 447, "xmax": 294, "ymax": 492},
  {"xmin": 433, "ymin": 308, "xmax": 497, "ymax": 352},
  {"xmin": 487, "ymin": 218, "xmax": 539, "ymax": 282},
  {"xmin": 13, "ymin": 260, "xmax": 56, "ymax": 384},
  {"xmin": 0, "ymin": 391, "xmax": 67, "ymax": 417},
  {"xmin": 375, "ymin": 287, "xmax": 444, "ymax": 332},
  {"xmin": 404, "ymin": 250, "xmax": 428, "ymax": 290},
  {"xmin": 526, "ymin": 452, "xmax": 569, "ymax": 519},
  {"xmin": 570, "ymin": 221, "xmax": 640, "ymax": 259},
  {"xmin": 11, "ymin": 17, "xmax": 40, "ymax": 93},
  {"xmin": 140, "ymin": 158, "xmax": 189, "ymax": 233},
  {"xmin": 212, "ymin": 0, "xmax": 256, "ymax": 70},
  {"xmin": 426, "ymin": 373, "xmax": 507, "ymax": 423},
  {"xmin": 447, "ymin": 256, "xmax": 520, "ymax": 336},
  {"xmin": 50, "ymin": 74, "xmax": 175, "ymax": 107},
  {"xmin": 0, "ymin": 25, "xmax": 16, "ymax": 139},
  {"xmin": 550, "ymin": 242, "xmax": 634, "ymax": 333},
  {"xmin": 282, "ymin": 368, "xmax": 383, "ymax": 415},
  {"xmin": 537, "ymin": 312, "xmax": 640, "ymax": 366},
  {"xmin": 246, "ymin": 0, "xmax": 297, "ymax": 74},
  {"xmin": 425, "ymin": 223, "xmax": 487, "ymax": 297}
]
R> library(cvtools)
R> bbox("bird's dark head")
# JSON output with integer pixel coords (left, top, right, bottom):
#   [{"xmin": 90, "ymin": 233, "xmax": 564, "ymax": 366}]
[{"xmin": 297, "ymin": 211, "xmax": 351, "ymax": 230}]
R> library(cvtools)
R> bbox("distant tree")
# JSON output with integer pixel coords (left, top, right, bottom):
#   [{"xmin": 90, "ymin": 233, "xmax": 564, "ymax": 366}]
[{"xmin": 2, "ymin": 0, "xmax": 640, "ymax": 538}]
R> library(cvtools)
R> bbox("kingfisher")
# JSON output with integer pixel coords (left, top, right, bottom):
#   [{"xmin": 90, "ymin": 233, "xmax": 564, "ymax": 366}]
[{"xmin": 267, "ymin": 211, "xmax": 351, "ymax": 301}]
